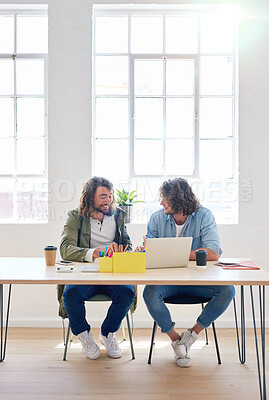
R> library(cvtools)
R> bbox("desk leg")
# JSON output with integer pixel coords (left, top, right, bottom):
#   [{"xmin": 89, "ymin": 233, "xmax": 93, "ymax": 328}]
[
  {"xmin": 233, "ymin": 285, "xmax": 246, "ymax": 363},
  {"xmin": 250, "ymin": 285, "xmax": 266, "ymax": 400},
  {"xmin": 0, "ymin": 284, "xmax": 12, "ymax": 362}
]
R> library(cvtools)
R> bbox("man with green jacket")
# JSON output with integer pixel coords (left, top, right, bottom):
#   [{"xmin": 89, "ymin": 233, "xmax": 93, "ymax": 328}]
[{"xmin": 60, "ymin": 176, "xmax": 135, "ymax": 360}]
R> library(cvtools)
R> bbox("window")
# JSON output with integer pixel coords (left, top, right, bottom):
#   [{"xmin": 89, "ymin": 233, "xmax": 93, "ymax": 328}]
[
  {"xmin": 93, "ymin": 5, "xmax": 239, "ymax": 224},
  {"xmin": 0, "ymin": 5, "xmax": 48, "ymax": 222}
]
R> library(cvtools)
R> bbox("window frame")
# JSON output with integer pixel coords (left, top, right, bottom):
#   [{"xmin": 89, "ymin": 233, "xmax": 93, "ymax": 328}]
[
  {"xmin": 0, "ymin": 7, "xmax": 48, "ymax": 223},
  {"xmin": 129, "ymin": 53, "xmax": 198, "ymax": 178},
  {"xmin": 92, "ymin": 5, "xmax": 238, "ymax": 183}
]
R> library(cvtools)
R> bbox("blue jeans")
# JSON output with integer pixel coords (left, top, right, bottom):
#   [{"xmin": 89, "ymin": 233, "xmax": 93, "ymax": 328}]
[
  {"xmin": 63, "ymin": 285, "xmax": 135, "ymax": 336},
  {"xmin": 143, "ymin": 285, "xmax": 235, "ymax": 333}
]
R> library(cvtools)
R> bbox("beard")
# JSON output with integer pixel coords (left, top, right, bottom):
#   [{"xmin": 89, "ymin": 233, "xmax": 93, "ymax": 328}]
[
  {"xmin": 93, "ymin": 204, "xmax": 113, "ymax": 216},
  {"xmin": 163, "ymin": 207, "xmax": 175, "ymax": 215}
]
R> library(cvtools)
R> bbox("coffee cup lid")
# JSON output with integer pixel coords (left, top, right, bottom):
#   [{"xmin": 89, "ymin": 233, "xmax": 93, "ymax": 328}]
[
  {"xmin": 44, "ymin": 245, "xmax": 57, "ymax": 251},
  {"xmin": 195, "ymin": 249, "xmax": 207, "ymax": 254}
]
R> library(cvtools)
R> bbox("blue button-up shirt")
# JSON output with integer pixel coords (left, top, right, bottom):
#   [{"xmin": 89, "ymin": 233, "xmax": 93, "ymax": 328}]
[{"xmin": 146, "ymin": 205, "xmax": 222, "ymax": 256}]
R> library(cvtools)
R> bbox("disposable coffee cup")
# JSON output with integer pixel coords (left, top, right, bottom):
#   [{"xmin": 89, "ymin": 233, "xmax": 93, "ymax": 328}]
[
  {"xmin": 44, "ymin": 245, "xmax": 57, "ymax": 266},
  {"xmin": 195, "ymin": 250, "xmax": 207, "ymax": 267}
]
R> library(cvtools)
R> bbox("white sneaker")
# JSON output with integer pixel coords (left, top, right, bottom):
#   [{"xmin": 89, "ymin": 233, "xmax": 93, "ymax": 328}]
[
  {"xmin": 99, "ymin": 332, "xmax": 122, "ymax": 358},
  {"xmin": 171, "ymin": 330, "xmax": 198, "ymax": 368},
  {"xmin": 172, "ymin": 330, "xmax": 198, "ymax": 358},
  {"xmin": 78, "ymin": 330, "xmax": 100, "ymax": 360},
  {"xmin": 176, "ymin": 355, "xmax": 192, "ymax": 368}
]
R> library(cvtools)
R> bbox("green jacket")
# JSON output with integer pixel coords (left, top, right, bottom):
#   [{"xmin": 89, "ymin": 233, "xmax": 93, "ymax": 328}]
[
  {"xmin": 60, "ymin": 207, "xmax": 132, "ymax": 261},
  {"xmin": 57, "ymin": 207, "xmax": 137, "ymax": 318}
]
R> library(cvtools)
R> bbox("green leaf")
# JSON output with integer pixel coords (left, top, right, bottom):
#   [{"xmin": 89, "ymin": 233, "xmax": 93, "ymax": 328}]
[
  {"xmin": 115, "ymin": 188, "xmax": 144, "ymax": 205},
  {"xmin": 128, "ymin": 190, "xmax": 137, "ymax": 197}
]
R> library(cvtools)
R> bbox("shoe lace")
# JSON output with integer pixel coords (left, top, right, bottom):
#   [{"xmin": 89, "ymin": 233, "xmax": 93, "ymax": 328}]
[
  {"xmin": 181, "ymin": 332, "xmax": 195, "ymax": 349},
  {"xmin": 107, "ymin": 333, "xmax": 119, "ymax": 350},
  {"xmin": 81, "ymin": 334, "xmax": 95, "ymax": 350},
  {"xmin": 85, "ymin": 339, "xmax": 94, "ymax": 349}
]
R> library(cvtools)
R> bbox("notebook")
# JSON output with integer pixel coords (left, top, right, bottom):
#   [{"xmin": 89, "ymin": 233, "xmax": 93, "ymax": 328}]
[
  {"xmin": 145, "ymin": 237, "xmax": 193, "ymax": 269},
  {"xmin": 215, "ymin": 258, "xmax": 260, "ymax": 270}
]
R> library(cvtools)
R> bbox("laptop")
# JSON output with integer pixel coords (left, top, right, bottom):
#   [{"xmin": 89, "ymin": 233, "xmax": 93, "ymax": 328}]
[{"xmin": 145, "ymin": 237, "xmax": 193, "ymax": 269}]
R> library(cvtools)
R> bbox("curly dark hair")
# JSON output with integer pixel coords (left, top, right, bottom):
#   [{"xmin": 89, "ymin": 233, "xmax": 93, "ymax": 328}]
[
  {"xmin": 160, "ymin": 178, "xmax": 199, "ymax": 216},
  {"xmin": 78, "ymin": 176, "xmax": 115, "ymax": 218}
]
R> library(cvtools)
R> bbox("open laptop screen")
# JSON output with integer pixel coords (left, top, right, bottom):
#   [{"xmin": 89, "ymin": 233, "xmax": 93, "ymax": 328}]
[{"xmin": 145, "ymin": 237, "xmax": 193, "ymax": 269}]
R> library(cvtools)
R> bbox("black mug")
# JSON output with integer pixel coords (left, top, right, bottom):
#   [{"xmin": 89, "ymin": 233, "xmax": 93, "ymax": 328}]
[{"xmin": 195, "ymin": 249, "xmax": 207, "ymax": 266}]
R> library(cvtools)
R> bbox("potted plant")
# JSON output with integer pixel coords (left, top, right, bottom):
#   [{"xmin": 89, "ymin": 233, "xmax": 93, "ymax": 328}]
[{"xmin": 115, "ymin": 188, "xmax": 144, "ymax": 223}]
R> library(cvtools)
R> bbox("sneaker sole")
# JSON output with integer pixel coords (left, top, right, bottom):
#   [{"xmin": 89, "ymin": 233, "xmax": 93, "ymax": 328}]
[
  {"xmin": 99, "ymin": 336, "xmax": 122, "ymax": 359},
  {"xmin": 83, "ymin": 346, "xmax": 100, "ymax": 360},
  {"xmin": 176, "ymin": 358, "xmax": 192, "ymax": 368}
]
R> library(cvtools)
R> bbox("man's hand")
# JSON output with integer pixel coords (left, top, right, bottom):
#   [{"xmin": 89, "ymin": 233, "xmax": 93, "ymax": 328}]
[
  {"xmin": 110, "ymin": 242, "xmax": 119, "ymax": 252},
  {"xmin": 134, "ymin": 235, "xmax": 146, "ymax": 252},
  {"xmin": 134, "ymin": 245, "xmax": 145, "ymax": 252},
  {"xmin": 111, "ymin": 243, "xmax": 129, "ymax": 252},
  {"xmin": 92, "ymin": 246, "xmax": 108, "ymax": 260},
  {"xmin": 92, "ymin": 242, "xmax": 129, "ymax": 259}
]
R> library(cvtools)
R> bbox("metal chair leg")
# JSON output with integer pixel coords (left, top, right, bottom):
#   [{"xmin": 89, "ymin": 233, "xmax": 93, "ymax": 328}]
[
  {"xmin": 202, "ymin": 303, "xmax": 221, "ymax": 363},
  {"xmin": 204, "ymin": 328, "xmax": 209, "ymax": 345},
  {"xmin": 148, "ymin": 321, "xmax": 157, "ymax": 364},
  {"xmin": 212, "ymin": 321, "xmax": 221, "ymax": 364},
  {"xmin": 70, "ymin": 332, "xmax": 73, "ymax": 343},
  {"xmin": 63, "ymin": 322, "xmax": 71, "ymax": 361},
  {"xmin": 126, "ymin": 312, "xmax": 135, "ymax": 359},
  {"xmin": 201, "ymin": 304, "xmax": 209, "ymax": 345},
  {"xmin": 121, "ymin": 320, "xmax": 126, "ymax": 341}
]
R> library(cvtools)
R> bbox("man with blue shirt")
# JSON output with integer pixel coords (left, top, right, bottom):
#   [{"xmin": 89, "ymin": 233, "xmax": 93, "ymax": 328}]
[{"xmin": 142, "ymin": 178, "xmax": 235, "ymax": 368}]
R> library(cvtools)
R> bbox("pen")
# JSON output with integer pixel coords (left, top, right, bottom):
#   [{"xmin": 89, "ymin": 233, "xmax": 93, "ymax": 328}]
[{"xmin": 99, "ymin": 250, "xmax": 102, "ymax": 257}]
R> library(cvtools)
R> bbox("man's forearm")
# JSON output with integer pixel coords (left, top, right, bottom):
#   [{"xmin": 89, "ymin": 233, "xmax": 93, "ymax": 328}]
[{"xmin": 189, "ymin": 248, "xmax": 219, "ymax": 261}]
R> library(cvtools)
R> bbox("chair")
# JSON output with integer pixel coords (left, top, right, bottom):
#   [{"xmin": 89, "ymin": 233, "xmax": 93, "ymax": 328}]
[
  {"xmin": 63, "ymin": 294, "xmax": 135, "ymax": 361},
  {"xmin": 147, "ymin": 295, "xmax": 221, "ymax": 364}
]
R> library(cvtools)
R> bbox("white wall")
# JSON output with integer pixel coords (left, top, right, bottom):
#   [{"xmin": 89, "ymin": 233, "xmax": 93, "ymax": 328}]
[{"xmin": 1, "ymin": 0, "xmax": 269, "ymax": 330}]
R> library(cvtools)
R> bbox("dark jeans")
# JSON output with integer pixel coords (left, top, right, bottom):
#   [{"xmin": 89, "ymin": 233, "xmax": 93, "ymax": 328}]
[{"xmin": 63, "ymin": 284, "xmax": 135, "ymax": 336}]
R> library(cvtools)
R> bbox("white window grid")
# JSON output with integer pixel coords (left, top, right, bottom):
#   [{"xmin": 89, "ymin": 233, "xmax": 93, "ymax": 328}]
[
  {"xmin": 0, "ymin": 8, "xmax": 48, "ymax": 222},
  {"xmin": 92, "ymin": 6, "xmax": 238, "ymax": 183}
]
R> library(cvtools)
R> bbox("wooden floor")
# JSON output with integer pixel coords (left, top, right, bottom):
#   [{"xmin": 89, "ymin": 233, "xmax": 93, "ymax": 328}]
[{"xmin": 0, "ymin": 327, "xmax": 267, "ymax": 400}]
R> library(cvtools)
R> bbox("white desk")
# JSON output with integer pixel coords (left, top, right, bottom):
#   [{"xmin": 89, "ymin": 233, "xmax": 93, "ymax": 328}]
[
  {"xmin": 0, "ymin": 257, "xmax": 269, "ymax": 400},
  {"xmin": 0, "ymin": 257, "xmax": 269, "ymax": 285}
]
